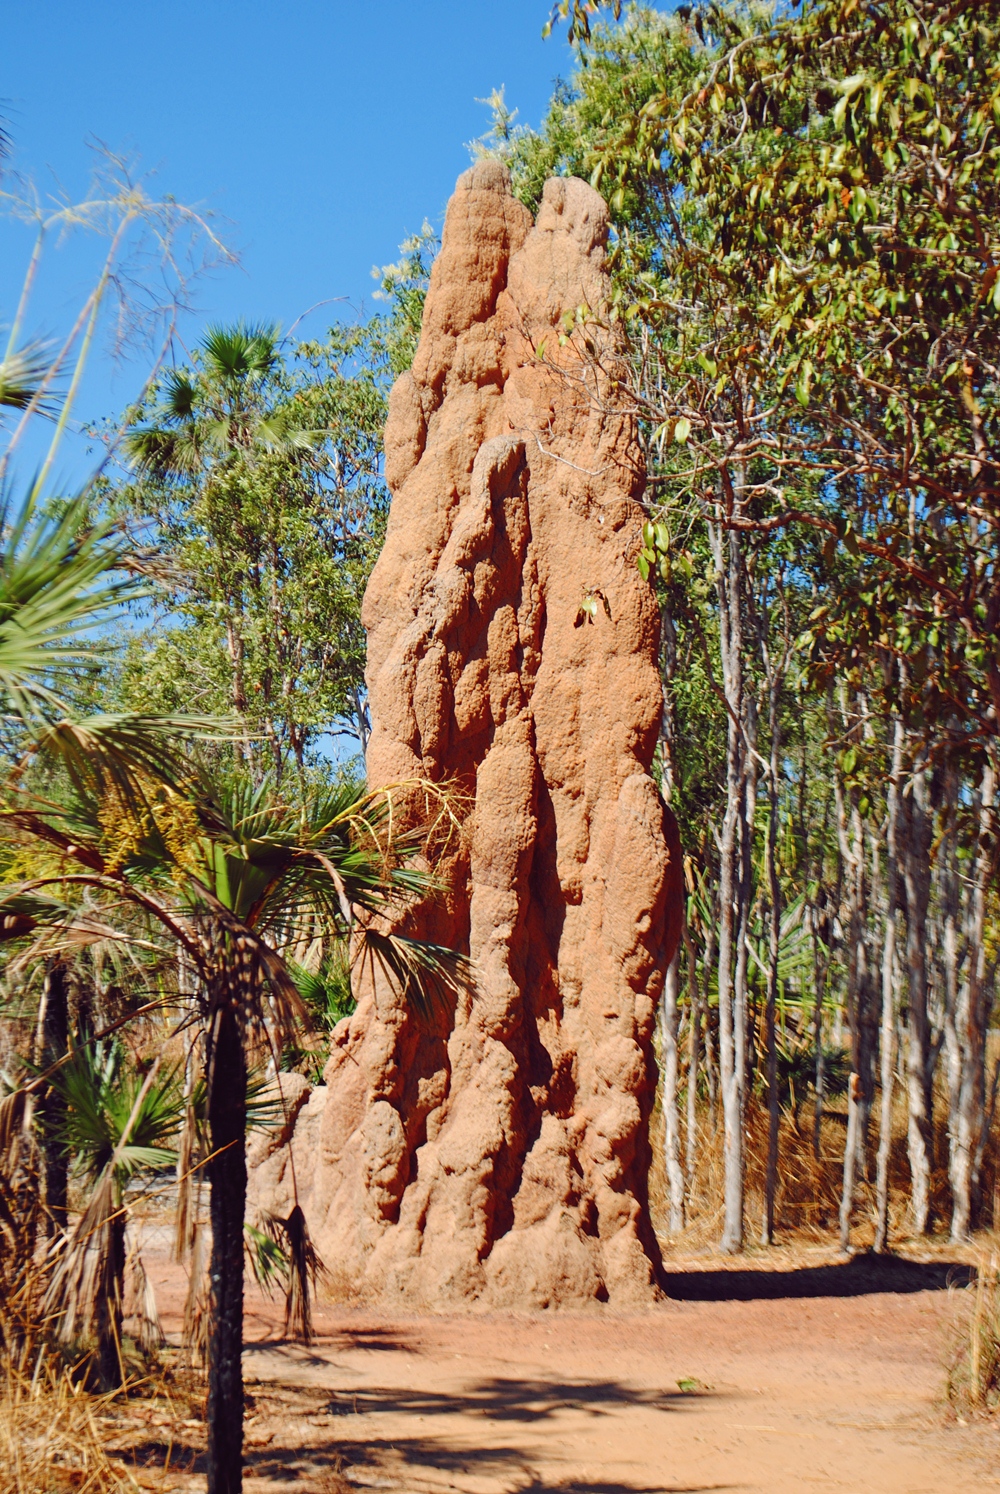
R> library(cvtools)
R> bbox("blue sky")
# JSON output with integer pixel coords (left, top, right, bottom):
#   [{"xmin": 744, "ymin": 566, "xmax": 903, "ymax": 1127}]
[{"xmin": 3, "ymin": 1, "xmax": 584, "ymax": 484}]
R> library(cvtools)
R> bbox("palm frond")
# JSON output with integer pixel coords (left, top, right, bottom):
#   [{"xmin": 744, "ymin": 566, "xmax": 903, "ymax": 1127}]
[
  {"xmin": 244, "ymin": 1220, "xmax": 286, "ymax": 1293},
  {"xmin": 42, "ymin": 1165, "xmax": 117, "ymax": 1347},
  {"xmin": 43, "ymin": 1057, "xmax": 174, "ymax": 1367},
  {"xmin": 355, "ymin": 928, "xmax": 472, "ymax": 1021},
  {"xmin": 24, "ymin": 712, "xmax": 238, "ymax": 804},
  {"xmin": 201, "ymin": 321, "xmax": 278, "ymax": 382},
  {"xmin": 0, "ymin": 341, "xmax": 60, "ymax": 418},
  {"xmin": 0, "ymin": 490, "xmax": 144, "ymax": 724},
  {"xmin": 123, "ymin": 423, "xmax": 203, "ymax": 478},
  {"xmin": 252, "ymin": 1204, "xmax": 326, "ymax": 1344},
  {"xmin": 124, "ymin": 1248, "xmax": 163, "ymax": 1354},
  {"xmin": 289, "ymin": 947, "xmax": 354, "ymax": 1030},
  {"xmin": 0, "ymin": 888, "xmax": 149, "ymax": 966},
  {"xmin": 252, "ymin": 410, "xmax": 326, "ymax": 455},
  {"xmin": 157, "ymin": 368, "xmax": 198, "ymax": 422},
  {"xmin": 0, "ymin": 1088, "xmax": 26, "ymax": 1157},
  {"xmin": 49, "ymin": 1042, "xmax": 183, "ymax": 1185},
  {"xmin": 181, "ymin": 1223, "xmax": 210, "ymax": 1369}
]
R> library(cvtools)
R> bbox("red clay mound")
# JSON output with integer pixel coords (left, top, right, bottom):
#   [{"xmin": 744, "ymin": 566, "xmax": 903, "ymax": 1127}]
[{"xmin": 261, "ymin": 162, "xmax": 683, "ymax": 1309}]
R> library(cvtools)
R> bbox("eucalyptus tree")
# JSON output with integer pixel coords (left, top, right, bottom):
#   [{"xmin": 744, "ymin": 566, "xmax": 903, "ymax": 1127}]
[
  {"xmin": 114, "ymin": 317, "xmax": 394, "ymax": 770},
  {"xmin": 530, "ymin": 0, "xmax": 1000, "ymax": 1240}
]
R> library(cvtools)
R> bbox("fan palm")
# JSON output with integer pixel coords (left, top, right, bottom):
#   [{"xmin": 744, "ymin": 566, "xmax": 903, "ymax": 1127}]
[
  {"xmin": 0, "ymin": 485, "xmax": 224, "ymax": 792},
  {"xmin": 124, "ymin": 321, "xmax": 320, "ymax": 480},
  {"xmin": 0, "ymin": 341, "xmax": 59, "ymax": 420},
  {"xmin": 0, "ymin": 485, "xmax": 227, "ymax": 1293},
  {"xmin": 44, "ymin": 1041, "xmax": 183, "ymax": 1387},
  {"xmin": 0, "ymin": 766, "xmax": 466, "ymax": 1494}
]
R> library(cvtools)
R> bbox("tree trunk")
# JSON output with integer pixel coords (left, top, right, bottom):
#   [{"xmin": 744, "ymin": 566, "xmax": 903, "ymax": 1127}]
[
  {"xmin": 207, "ymin": 1001, "xmax": 248, "ymax": 1494},
  {"xmin": 951, "ymin": 757, "xmax": 996, "ymax": 1238},
  {"xmin": 684, "ymin": 918, "xmax": 700, "ymax": 1185},
  {"xmin": 811, "ymin": 898, "xmax": 833, "ymax": 1163},
  {"xmin": 939, "ymin": 760, "xmax": 962, "ymax": 1240},
  {"xmin": 874, "ymin": 713, "xmax": 904, "ymax": 1253},
  {"xmin": 36, "ymin": 960, "xmax": 69, "ymax": 1235},
  {"xmin": 836, "ymin": 724, "xmax": 875, "ymax": 1252},
  {"xmin": 95, "ymin": 1211, "xmax": 127, "ymax": 1389},
  {"xmin": 806, "ymin": 725, "xmax": 835, "ymax": 1163},
  {"xmin": 902, "ymin": 751, "xmax": 935, "ymax": 1235},
  {"xmin": 702, "ymin": 916, "xmax": 718, "ymax": 1133},
  {"xmin": 658, "ymin": 598, "xmax": 684, "ymax": 1234},
  {"xmin": 735, "ymin": 708, "xmax": 757, "ymax": 1123},
  {"xmin": 710, "ymin": 519, "xmax": 745, "ymax": 1253},
  {"xmin": 762, "ymin": 676, "xmax": 781, "ymax": 1246},
  {"xmin": 811, "ymin": 786, "xmax": 839, "ymax": 1164},
  {"xmin": 660, "ymin": 948, "xmax": 685, "ymax": 1233}
]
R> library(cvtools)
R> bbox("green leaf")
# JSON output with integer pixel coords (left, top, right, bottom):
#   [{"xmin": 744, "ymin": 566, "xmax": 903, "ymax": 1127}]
[
  {"xmin": 674, "ymin": 417, "xmax": 691, "ymax": 443},
  {"xmin": 795, "ymin": 360, "xmax": 813, "ymax": 407}
]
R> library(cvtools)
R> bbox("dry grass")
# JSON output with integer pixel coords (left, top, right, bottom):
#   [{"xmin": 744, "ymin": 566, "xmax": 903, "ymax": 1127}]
[
  {"xmin": 649, "ymin": 1096, "xmax": 854, "ymax": 1248},
  {"xmin": 0, "ymin": 1348, "xmax": 354, "ymax": 1494},
  {"xmin": 650, "ymin": 1089, "xmax": 1000, "ymax": 1252},
  {"xmin": 0, "ymin": 1341, "xmax": 213, "ymax": 1494},
  {"xmin": 948, "ymin": 1253, "xmax": 1000, "ymax": 1414},
  {"xmin": 0, "ymin": 1357, "xmax": 139, "ymax": 1494}
]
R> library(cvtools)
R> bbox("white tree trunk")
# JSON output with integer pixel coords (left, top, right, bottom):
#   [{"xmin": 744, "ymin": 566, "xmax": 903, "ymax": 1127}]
[
  {"xmin": 874, "ymin": 713, "xmax": 904, "ymax": 1253},
  {"xmin": 684, "ymin": 919, "xmax": 701, "ymax": 1184},
  {"xmin": 762, "ymin": 655, "xmax": 782, "ymax": 1246},
  {"xmin": 951, "ymin": 759, "xmax": 995, "ymax": 1238},
  {"xmin": 902, "ymin": 752, "xmax": 935, "ymax": 1235},
  {"xmin": 660, "ymin": 947, "xmax": 685, "ymax": 1234},
  {"xmin": 710, "ymin": 518, "xmax": 745, "ymax": 1254}
]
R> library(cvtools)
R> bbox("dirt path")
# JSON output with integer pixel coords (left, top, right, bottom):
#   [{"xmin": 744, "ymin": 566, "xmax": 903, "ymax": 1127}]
[{"xmin": 145, "ymin": 1244, "xmax": 999, "ymax": 1493}]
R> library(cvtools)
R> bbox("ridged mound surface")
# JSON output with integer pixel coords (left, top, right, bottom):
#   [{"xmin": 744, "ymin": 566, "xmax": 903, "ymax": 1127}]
[{"xmin": 278, "ymin": 163, "xmax": 682, "ymax": 1307}]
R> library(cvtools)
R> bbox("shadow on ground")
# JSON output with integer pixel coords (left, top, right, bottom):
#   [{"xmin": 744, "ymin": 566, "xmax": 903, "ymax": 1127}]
[
  {"xmin": 321, "ymin": 1376, "xmax": 693, "ymax": 1423},
  {"xmin": 511, "ymin": 1485, "xmax": 733, "ymax": 1493},
  {"xmin": 245, "ymin": 1324, "xmax": 421, "ymax": 1355},
  {"xmin": 110, "ymin": 1374, "xmax": 728, "ymax": 1491},
  {"xmin": 245, "ymin": 1433, "xmax": 728, "ymax": 1494},
  {"xmin": 662, "ymin": 1251, "xmax": 974, "ymax": 1302},
  {"xmin": 236, "ymin": 1377, "xmax": 709, "ymax": 1491}
]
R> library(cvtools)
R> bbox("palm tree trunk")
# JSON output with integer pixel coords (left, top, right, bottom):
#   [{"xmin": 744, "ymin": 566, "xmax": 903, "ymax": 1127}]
[
  {"xmin": 36, "ymin": 959, "xmax": 69, "ymax": 1235},
  {"xmin": 207, "ymin": 1000, "xmax": 248, "ymax": 1494},
  {"xmin": 95, "ymin": 1210, "xmax": 127, "ymax": 1389}
]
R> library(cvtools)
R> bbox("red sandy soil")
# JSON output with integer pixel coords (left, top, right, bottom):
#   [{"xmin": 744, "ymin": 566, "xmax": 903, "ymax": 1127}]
[{"xmin": 133, "ymin": 1231, "xmax": 999, "ymax": 1494}]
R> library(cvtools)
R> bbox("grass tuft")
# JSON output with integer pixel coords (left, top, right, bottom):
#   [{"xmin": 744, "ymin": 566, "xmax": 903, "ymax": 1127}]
[
  {"xmin": 949, "ymin": 1253, "xmax": 1000, "ymax": 1414},
  {"xmin": 0, "ymin": 1356, "xmax": 139, "ymax": 1494}
]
